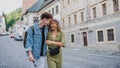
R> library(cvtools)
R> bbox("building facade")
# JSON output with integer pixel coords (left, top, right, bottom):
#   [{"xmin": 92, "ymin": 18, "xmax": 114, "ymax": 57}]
[
  {"xmin": 22, "ymin": 0, "xmax": 61, "ymax": 29},
  {"xmin": 61, "ymin": 0, "xmax": 120, "ymax": 50},
  {"xmin": 22, "ymin": 0, "xmax": 38, "ymax": 29},
  {"xmin": 12, "ymin": 20, "xmax": 23, "ymax": 36},
  {"xmin": 37, "ymin": 0, "xmax": 61, "ymax": 23},
  {"xmin": 0, "ymin": 16, "xmax": 6, "ymax": 34},
  {"xmin": 22, "ymin": 0, "xmax": 38, "ymax": 14}
]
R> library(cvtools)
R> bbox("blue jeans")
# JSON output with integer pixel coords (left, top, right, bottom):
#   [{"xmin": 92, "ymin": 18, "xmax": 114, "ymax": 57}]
[{"xmin": 35, "ymin": 56, "xmax": 47, "ymax": 68}]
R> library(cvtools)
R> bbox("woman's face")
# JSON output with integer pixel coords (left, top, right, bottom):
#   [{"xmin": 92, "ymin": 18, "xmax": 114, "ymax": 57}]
[{"xmin": 50, "ymin": 21, "xmax": 58, "ymax": 31}]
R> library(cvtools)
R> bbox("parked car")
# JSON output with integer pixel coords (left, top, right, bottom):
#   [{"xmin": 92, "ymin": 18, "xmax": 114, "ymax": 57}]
[{"xmin": 14, "ymin": 35, "xmax": 23, "ymax": 41}]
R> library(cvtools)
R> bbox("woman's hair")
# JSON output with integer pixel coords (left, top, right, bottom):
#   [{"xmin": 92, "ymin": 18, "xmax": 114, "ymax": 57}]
[{"xmin": 49, "ymin": 19, "xmax": 61, "ymax": 32}]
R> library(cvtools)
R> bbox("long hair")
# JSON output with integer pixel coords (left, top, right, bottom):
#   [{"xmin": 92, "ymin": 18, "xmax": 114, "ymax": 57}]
[{"xmin": 49, "ymin": 19, "xmax": 61, "ymax": 32}]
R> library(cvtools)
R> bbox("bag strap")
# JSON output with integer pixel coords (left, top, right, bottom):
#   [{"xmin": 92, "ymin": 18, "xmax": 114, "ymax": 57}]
[
  {"xmin": 30, "ymin": 26, "xmax": 34, "ymax": 35},
  {"xmin": 30, "ymin": 26, "xmax": 34, "ymax": 49},
  {"xmin": 24, "ymin": 26, "xmax": 34, "ymax": 48}
]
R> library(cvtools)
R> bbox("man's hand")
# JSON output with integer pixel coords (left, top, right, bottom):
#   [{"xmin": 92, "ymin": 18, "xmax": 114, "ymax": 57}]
[{"xmin": 28, "ymin": 51, "xmax": 34, "ymax": 62}]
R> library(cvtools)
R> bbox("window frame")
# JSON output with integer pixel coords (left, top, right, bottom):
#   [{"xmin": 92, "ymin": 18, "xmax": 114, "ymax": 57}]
[
  {"xmin": 113, "ymin": 0, "xmax": 119, "ymax": 12},
  {"xmin": 0, "ymin": 18, "xmax": 2, "ymax": 22},
  {"xmin": 102, "ymin": 3, "xmax": 107, "ymax": 15},
  {"xmin": 33, "ymin": 17, "xmax": 38, "ymax": 23},
  {"xmin": 105, "ymin": 27, "xmax": 116, "ymax": 43},
  {"xmin": 68, "ymin": 0, "xmax": 70, "ymax": 5},
  {"xmin": 96, "ymin": 29, "xmax": 105, "ymax": 43},
  {"xmin": 56, "ymin": 5, "xmax": 59, "ymax": 14},
  {"xmin": 49, "ymin": 10, "xmax": 51, "ymax": 13},
  {"xmin": 80, "ymin": 11, "xmax": 84, "ymax": 22},
  {"xmin": 70, "ymin": 33, "xmax": 75, "ymax": 44},
  {"xmin": 68, "ymin": 16, "xmax": 71, "ymax": 26},
  {"xmin": 52, "ymin": 8, "xmax": 54, "ymax": 15},
  {"xmin": 62, "ymin": 19, "xmax": 65, "ymax": 28},
  {"xmin": 92, "ymin": 7, "xmax": 97, "ymax": 18},
  {"xmin": 74, "ymin": 14, "xmax": 77, "ymax": 24}
]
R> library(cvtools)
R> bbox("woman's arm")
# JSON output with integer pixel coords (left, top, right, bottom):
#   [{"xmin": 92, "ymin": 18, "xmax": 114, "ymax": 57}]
[
  {"xmin": 46, "ymin": 32, "xmax": 66, "ymax": 47},
  {"xmin": 46, "ymin": 40, "xmax": 64, "ymax": 47}
]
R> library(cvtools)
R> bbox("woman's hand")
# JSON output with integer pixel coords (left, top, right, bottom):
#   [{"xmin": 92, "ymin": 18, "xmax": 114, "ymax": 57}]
[
  {"xmin": 46, "ymin": 40, "xmax": 63, "ymax": 47},
  {"xmin": 46, "ymin": 40, "xmax": 53, "ymax": 45}
]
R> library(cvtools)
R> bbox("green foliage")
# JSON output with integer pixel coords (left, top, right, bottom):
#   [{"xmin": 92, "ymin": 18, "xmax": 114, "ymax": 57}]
[{"xmin": 6, "ymin": 8, "xmax": 22, "ymax": 31}]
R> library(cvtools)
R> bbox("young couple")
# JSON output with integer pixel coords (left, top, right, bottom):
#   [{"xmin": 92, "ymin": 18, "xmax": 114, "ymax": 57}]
[{"xmin": 25, "ymin": 12, "xmax": 66, "ymax": 68}]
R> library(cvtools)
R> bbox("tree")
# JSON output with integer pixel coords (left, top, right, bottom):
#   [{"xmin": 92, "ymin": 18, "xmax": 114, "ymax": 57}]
[{"xmin": 6, "ymin": 8, "xmax": 22, "ymax": 31}]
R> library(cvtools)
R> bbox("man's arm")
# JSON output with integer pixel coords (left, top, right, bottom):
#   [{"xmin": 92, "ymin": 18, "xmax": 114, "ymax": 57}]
[{"xmin": 25, "ymin": 27, "xmax": 34, "ymax": 62}]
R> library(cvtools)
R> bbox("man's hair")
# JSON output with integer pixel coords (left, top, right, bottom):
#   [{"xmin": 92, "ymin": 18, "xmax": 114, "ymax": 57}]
[{"xmin": 41, "ymin": 12, "xmax": 53, "ymax": 20}]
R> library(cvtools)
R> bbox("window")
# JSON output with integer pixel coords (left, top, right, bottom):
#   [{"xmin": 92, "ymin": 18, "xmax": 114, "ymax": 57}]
[
  {"xmin": 62, "ymin": 0, "xmax": 64, "ymax": 8},
  {"xmin": 52, "ymin": 8, "xmax": 54, "ymax": 15},
  {"xmin": 33, "ymin": 17, "xmax": 38, "ymax": 23},
  {"xmin": 49, "ymin": 10, "xmax": 51, "ymax": 13},
  {"xmin": 113, "ymin": 0, "xmax": 119, "ymax": 12},
  {"xmin": 93, "ymin": 7, "xmax": 97, "ymax": 18},
  {"xmin": 63, "ymin": 19, "xmax": 65, "ymax": 28},
  {"xmin": 68, "ymin": 0, "xmax": 70, "ymax": 4},
  {"xmin": 107, "ymin": 29, "xmax": 115, "ymax": 41},
  {"xmin": 0, "ymin": 18, "xmax": 2, "ymax": 22},
  {"xmin": 97, "ymin": 30, "xmax": 104, "ymax": 42},
  {"xmin": 73, "ymin": 0, "xmax": 76, "ymax": 2},
  {"xmin": 74, "ymin": 14, "xmax": 77, "ymax": 24},
  {"xmin": 81, "ymin": 12, "xmax": 84, "ymax": 22},
  {"xmin": 71, "ymin": 34, "xmax": 74, "ymax": 43},
  {"xmin": 68, "ymin": 17, "xmax": 71, "ymax": 26},
  {"xmin": 56, "ymin": 5, "xmax": 59, "ymax": 14},
  {"xmin": 102, "ymin": 3, "xmax": 107, "ymax": 15}
]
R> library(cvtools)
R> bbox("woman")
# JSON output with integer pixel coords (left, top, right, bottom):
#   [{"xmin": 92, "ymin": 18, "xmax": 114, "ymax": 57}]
[{"xmin": 46, "ymin": 19, "xmax": 66, "ymax": 68}]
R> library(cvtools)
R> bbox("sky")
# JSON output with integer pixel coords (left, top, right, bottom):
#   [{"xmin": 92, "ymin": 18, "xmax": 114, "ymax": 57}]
[{"xmin": 0, "ymin": 0, "xmax": 22, "ymax": 15}]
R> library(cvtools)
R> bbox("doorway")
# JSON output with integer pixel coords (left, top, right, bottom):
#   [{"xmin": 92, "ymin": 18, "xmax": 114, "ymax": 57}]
[{"xmin": 83, "ymin": 32, "xmax": 88, "ymax": 46}]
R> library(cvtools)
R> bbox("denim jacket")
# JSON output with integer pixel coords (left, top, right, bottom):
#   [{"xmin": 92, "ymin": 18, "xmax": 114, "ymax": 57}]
[{"xmin": 25, "ymin": 23, "xmax": 48, "ymax": 59}]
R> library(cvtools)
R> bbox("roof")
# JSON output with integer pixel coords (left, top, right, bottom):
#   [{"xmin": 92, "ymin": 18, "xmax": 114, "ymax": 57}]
[
  {"xmin": 37, "ymin": 0, "xmax": 54, "ymax": 12},
  {"xmin": 27, "ymin": 0, "xmax": 54, "ymax": 13},
  {"xmin": 27, "ymin": 0, "xmax": 44, "ymax": 12}
]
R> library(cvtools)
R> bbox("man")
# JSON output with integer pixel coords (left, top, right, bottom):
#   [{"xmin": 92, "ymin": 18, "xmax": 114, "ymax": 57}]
[{"xmin": 25, "ymin": 12, "xmax": 53, "ymax": 68}]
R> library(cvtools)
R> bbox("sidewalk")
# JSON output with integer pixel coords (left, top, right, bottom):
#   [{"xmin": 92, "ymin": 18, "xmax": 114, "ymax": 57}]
[{"xmin": 65, "ymin": 45, "xmax": 120, "ymax": 56}]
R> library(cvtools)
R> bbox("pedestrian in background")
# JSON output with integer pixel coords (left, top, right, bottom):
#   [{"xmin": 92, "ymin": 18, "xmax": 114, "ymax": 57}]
[
  {"xmin": 25, "ymin": 12, "xmax": 53, "ymax": 68},
  {"xmin": 46, "ymin": 19, "xmax": 66, "ymax": 68}
]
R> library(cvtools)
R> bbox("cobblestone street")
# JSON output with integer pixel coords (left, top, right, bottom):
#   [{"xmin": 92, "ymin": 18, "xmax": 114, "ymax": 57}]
[{"xmin": 0, "ymin": 36, "xmax": 120, "ymax": 68}]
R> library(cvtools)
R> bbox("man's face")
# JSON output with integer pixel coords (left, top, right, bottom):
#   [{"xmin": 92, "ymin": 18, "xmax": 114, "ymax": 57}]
[{"xmin": 44, "ymin": 18, "xmax": 52, "ymax": 26}]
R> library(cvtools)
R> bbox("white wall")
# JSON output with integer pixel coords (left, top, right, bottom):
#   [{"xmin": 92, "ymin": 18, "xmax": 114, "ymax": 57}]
[
  {"xmin": 37, "ymin": 1, "xmax": 61, "ymax": 21},
  {"xmin": 0, "ymin": 17, "xmax": 6, "ymax": 33},
  {"xmin": 23, "ymin": 13, "xmax": 38, "ymax": 27},
  {"xmin": 61, "ymin": 0, "xmax": 120, "ymax": 29}
]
